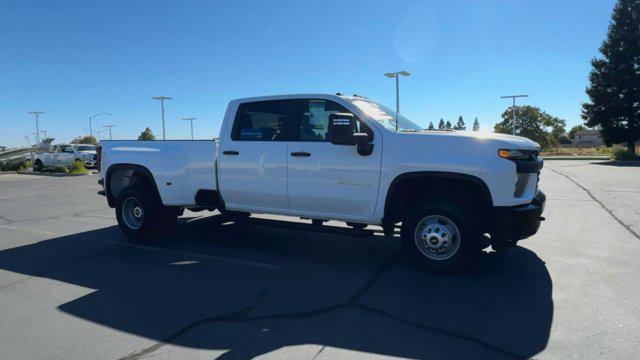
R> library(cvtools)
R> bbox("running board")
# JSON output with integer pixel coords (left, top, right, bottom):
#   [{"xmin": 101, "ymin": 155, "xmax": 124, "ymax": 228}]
[{"xmin": 234, "ymin": 217, "xmax": 375, "ymax": 237}]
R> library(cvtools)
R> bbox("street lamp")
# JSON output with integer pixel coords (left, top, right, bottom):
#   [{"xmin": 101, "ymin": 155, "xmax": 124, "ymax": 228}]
[
  {"xmin": 152, "ymin": 96, "xmax": 172, "ymax": 140},
  {"xmin": 97, "ymin": 128, "xmax": 108, "ymax": 141},
  {"xmin": 28, "ymin": 111, "xmax": 44, "ymax": 144},
  {"xmin": 384, "ymin": 71, "xmax": 410, "ymax": 131},
  {"xmin": 102, "ymin": 125, "xmax": 114, "ymax": 140},
  {"xmin": 182, "ymin": 117, "xmax": 197, "ymax": 140},
  {"xmin": 24, "ymin": 136, "xmax": 30, "ymax": 147},
  {"xmin": 89, "ymin": 113, "xmax": 112, "ymax": 139},
  {"xmin": 500, "ymin": 95, "xmax": 529, "ymax": 135},
  {"xmin": 40, "ymin": 130, "xmax": 47, "ymax": 139}
]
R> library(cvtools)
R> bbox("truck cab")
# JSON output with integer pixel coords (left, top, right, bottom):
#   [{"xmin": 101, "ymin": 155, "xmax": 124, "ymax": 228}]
[{"xmin": 98, "ymin": 94, "xmax": 545, "ymax": 272}]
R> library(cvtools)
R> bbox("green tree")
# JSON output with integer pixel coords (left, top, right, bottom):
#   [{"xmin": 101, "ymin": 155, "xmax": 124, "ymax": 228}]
[
  {"xmin": 138, "ymin": 127, "xmax": 156, "ymax": 141},
  {"xmin": 445, "ymin": 120, "xmax": 452, "ymax": 130},
  {"xmin": 454, "ymin": 116, "xmax": 466, "ymax": 130},
  {"xmin": 438, "ymin": 118, "xmax": 445, "ymax": 130},
  {"xmin": 472, "ymin": 117, "xmax": 480, "ymax": 131},
  {"xmin": 494, "ymin": 105, "xmax": 566, "ymax": 149},
  {"xmin": 428, "ymin": 121, "xmax": 435, "ymax": 130},
  {"xmin": 568, "ymin": 125, "xmax": 587, "ymax": 140},
  {"xmin": 78, "ymin": 135, "xmax": 97, "ymax": 145},
  {"xmin": 582, "ymin": 0, "xmax": 640, "ymax": 154}
]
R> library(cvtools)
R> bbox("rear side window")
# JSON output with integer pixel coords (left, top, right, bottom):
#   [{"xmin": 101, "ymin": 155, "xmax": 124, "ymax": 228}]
[{"xmin": 232, "ymin": 100, "xmax": 295, "ymax": 141}]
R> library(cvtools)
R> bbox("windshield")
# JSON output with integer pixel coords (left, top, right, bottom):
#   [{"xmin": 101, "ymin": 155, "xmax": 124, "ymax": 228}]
[
  {"xmin": 350, "ymin": 99, "xmax": 423, "ymax": 132},
  {"xmin": 76, "ymin": 145, "xmax": 95, "ymax": 151}
]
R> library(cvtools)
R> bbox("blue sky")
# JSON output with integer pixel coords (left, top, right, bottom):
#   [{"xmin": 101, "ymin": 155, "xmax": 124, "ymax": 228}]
[{"xmin": 0, "ymin": 0, "xmax": 616, "ymax": 147}]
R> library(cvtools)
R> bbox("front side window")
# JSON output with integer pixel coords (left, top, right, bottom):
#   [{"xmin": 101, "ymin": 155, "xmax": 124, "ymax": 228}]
[
  {"xmin": 232, "ymin": 100, "xmax": 295, "ymax": 141},
  {"xmin": 295, "ymin": 99, "xmax": 372, "ymax": 141}
]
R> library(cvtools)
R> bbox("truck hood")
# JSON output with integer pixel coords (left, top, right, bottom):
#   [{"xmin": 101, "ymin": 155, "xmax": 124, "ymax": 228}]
[{"xmin": 411, "ymin": 130, "xmax": 541, "ymax": 151}]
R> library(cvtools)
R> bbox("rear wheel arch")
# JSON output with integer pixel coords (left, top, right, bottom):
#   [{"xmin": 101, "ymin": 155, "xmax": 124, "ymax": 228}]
[
  {"xmin": 105, "ymin": 164, "xmax": 162, "ymax": 208},
  {"xmin": 383, "ymin": 172, "xmax": 493, "ymax": 225}
]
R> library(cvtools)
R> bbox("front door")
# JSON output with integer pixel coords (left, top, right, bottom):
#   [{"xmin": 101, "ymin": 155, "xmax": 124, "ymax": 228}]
[
  {"xmin": 217, "ymin": 99, "xmax": 296, "ymax": 212},
  {"xmin": 287, "ymin": 99, "xmax": 382, "ymax": 220}
]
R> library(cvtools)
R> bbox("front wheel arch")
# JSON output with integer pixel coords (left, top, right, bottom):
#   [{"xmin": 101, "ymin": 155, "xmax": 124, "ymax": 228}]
[{"xmin": 383, "ymin": 172, "xmax": 493, "ymax": 226}]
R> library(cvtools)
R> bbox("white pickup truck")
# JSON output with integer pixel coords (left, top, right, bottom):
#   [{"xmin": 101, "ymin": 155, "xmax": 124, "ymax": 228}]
[
  {"xmin": 34, "ymin": 144, "xmax": 98, "ymax": 169},
  {"xmin": 98, "ymin": 94, "xmax": 545, "ymax": 272}
]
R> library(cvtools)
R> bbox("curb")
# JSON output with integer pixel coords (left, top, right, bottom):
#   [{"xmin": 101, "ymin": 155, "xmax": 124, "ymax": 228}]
[
  {"xmin": 542, "ymin": 156, "xmax": 611, "ymax": 160},
  {"xmin": 16, "ymin": 171, "xmax": 92, "ymax": 177},
  {"xmin": 0, "ymin": 171, "xmax": 18, "ymax": 175}
]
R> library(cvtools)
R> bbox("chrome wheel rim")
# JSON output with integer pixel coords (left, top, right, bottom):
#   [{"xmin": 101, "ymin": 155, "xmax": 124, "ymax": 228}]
[
  {"xmin": 122, "ymin": 197, "xmax": 144, "ymax": 230},
  {"xmin": 414, "ymin": 215, "xmax": 461, "ymax": 261}
]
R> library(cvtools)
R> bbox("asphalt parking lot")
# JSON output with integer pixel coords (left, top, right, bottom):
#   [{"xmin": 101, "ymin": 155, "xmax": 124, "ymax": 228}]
[{"xmin": 1, "ymin": 160, "xmax": 639, "ymax": 359}]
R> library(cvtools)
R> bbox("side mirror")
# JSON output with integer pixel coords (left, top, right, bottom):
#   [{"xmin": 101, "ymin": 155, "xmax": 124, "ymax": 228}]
[{"xmin": 328, "ymin": 113, "xmax": 370, "ymax": 145}]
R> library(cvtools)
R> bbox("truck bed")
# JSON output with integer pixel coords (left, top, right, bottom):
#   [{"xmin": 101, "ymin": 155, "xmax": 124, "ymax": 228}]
[{"xmin": 99, "ymin": 140, "xmax": 217, "ymax": 206}]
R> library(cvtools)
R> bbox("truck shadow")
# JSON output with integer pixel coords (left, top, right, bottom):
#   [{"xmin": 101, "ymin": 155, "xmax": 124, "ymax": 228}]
[
  {"xmin": 0, "ymin": 215, "xmax": 553, "ymax": 359},
  {"xmin": 592, "ymin": 160, "xmax": 640, "ymax": 167}
]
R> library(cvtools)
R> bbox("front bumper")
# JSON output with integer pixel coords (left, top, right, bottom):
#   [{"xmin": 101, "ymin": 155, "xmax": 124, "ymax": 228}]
[{"xmin": 492, "ymin": 191, "xmax": 546, "ymax": 241}]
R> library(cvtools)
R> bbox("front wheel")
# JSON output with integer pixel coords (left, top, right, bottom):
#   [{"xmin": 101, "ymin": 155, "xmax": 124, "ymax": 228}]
[
  {"xmin": 34, "ymin": 159, "xmax": 44, "ymax": 172},
  {"xmin": 115, "ymin": 186, "xmax": 175, "ymax": 241},
  {"xmin": 401, "ymin": 199, "xmax": 481, "ymax": 273}
]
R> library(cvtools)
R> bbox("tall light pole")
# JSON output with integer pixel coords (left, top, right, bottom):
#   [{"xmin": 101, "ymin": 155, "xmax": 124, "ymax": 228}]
[
  {"xmin": 28, "ymin": 111, "xmax": 44, "ymax": 144},
  {"xmin": 24, "ymin": 136, "xmax": 30, "ymax": 147},
  {"xmin": 89, "ymin": 113, "xmax": 112, "ymax": 139},
  {"xmin": 500, "ymin": 95, "xmax": 529, "ymax": 135},
  {"xmin": 384, "ymin": 71, "xmax": 410, "ymax": 131},
  {"xmin": 97, "ymin": 129, "xmax": 108, "ymax": 141},
  {"xmin": 152, "ymin": 96, "xmax": 172, "ymax": 140},
  {"xmin": 102, "ymin": 125, "xmax": 114, "ymax": 140},
  {"xmin": 182, "ymin": 117, "xmax": 196, "ymax": 140}
]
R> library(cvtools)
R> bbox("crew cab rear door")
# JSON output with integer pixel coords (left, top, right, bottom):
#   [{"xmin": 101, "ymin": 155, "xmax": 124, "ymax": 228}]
[
  {"xmin": 287, "ymin": 99, "xmax": 382, "ymax": 219},
  {"xmin": 217, "ymin": 99, "xmax": 295, "ymax": 211}
]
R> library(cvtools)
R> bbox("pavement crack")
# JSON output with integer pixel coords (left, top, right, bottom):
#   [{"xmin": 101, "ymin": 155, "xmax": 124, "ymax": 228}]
[
  {"xmin": 120, "ymin": 255, "xmax": 401, "ymax": 360},
  {"xmin": 312, "ymin": 345, "xmax": 327, "ymax": 359},
  {"xmin": 120, "ymin": 253, "xmax": 525, "ymax": 360},
  {"xmin": 350, "ymin": 303, "xmax": 526, "ymax": 360},
  {"xmin": 0, "ymin": 215, "xmax": 14, "ymax": 224},
  {"xmin": 549, "ymin": 168, "xmax": 640, "ymax": 240}
]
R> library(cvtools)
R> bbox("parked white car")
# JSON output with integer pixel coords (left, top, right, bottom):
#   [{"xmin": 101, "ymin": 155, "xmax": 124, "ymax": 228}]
[
  {"xmin": 34, "ymin": 144, "xmax": 97, "ymax": 169},
  {"xmin": 98, "ymin": 94, "xmax": 545, "ymax": 272}
]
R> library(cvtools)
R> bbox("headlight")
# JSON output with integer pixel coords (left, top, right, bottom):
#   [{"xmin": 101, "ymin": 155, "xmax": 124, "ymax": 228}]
[{"xmin": 498, "ymin": 149, "xmax": 532, "ymax": 159}]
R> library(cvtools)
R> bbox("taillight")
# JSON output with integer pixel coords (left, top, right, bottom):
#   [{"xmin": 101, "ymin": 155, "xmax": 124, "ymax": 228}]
[{"xmin": 96, "ymin": 146, "xmax": 102, "ymax": 171}]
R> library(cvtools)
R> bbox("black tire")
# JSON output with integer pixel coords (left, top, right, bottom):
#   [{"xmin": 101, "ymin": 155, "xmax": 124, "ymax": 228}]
[
  {"xmin": 115, "ymin": 186, "xmax": 175, "ymax": 241},
  {"xmin": 401, "ymin": 199, "xmax": 481, "ymax": 273},
  {"xmin": 34, "ymin": 159, "xmax": 44, "ymax": 172}
]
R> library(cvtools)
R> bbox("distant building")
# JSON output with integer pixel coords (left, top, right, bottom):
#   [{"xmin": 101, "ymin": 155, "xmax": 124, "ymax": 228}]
[{"xmin": 574, "ymin": 129, "xmax": 603, "ymax": 147}]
